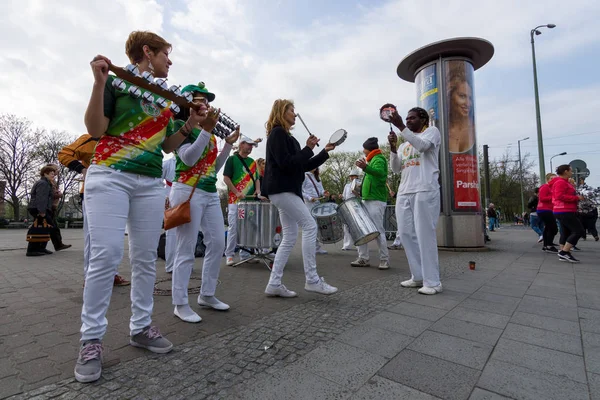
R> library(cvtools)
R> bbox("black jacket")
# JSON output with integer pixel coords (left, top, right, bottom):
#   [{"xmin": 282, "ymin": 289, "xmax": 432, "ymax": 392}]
[
  {"xmin": 527, "ymin": 195, "xmax": 539, "ymax": 213},
  {"xmin": 28, "ymin": 177, "xmax": 53, "ymax": 214},
  {"xmin": 263, "ymin": 126, "xmax": 329, "ymax": 199},
  {"xmin": 487, "ymin": 207, "xmax": 497, "ymax": 218}
]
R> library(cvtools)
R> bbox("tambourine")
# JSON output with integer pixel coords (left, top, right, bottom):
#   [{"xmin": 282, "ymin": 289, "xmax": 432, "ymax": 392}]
[
  {"xmin": 379, "ymin": 103, "xmax": 397, "ymax": 122},
  {"xmin": 329, "ymin": 129, "xmax": 347, "ymax": 146}
]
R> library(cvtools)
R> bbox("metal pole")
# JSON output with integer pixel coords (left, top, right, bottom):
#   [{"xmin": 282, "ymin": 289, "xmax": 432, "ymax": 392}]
[
  {"xmin": 483, "ymin": 145, "xmax": 491, "ymax": 208},
  {"xmin": 531, "ymin": 31, "xmax": 546, "ymax": 182},
  {"xmin": 519, "ymin": 140, "xmax": 525, "ymax": 216}
]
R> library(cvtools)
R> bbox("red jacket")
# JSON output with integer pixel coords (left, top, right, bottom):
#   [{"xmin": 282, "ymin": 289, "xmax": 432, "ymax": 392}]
[
  {"xmin": 537, "ymin": 179, "xmax": 556, "ymax": 212},
  {"xmin": 552, "ymin": 177, "xmax": 579, "ymax": 213}
]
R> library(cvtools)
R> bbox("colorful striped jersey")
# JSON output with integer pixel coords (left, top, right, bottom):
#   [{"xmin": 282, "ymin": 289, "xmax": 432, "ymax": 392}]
[
  {"xmin": 223, "ymin": 154, "xmax": 258, "ymax": 204},
  {"xmin": 173, "ymin": 121, "xmax": 218, "ymax": 193},
  {"xmin": 91, "ymin": 75, "xmax": 175, "ymax": 178}
]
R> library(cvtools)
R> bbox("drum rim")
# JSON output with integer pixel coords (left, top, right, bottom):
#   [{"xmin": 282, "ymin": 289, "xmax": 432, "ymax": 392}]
[{"xmin": 329, "ymin": 129, "xmax": 347, "ymax": 145}]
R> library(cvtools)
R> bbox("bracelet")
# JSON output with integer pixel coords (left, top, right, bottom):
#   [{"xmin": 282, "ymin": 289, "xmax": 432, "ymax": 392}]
[{"xmin": 180, "ymin": 122, "xmax": 192, "ymax": 137}]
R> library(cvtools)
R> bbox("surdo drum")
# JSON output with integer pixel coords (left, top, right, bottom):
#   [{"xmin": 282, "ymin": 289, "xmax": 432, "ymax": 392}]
[
  {"xmin": 337, "ymin": 197, "xmax": 380, "ymax": 246},
  {"xmin": 236, "ymin": 201, "xmax": 282, "ymax": 249},
  {"xmin": 310, "ymin": 202, "xmax": 343, "ymax": 244}
]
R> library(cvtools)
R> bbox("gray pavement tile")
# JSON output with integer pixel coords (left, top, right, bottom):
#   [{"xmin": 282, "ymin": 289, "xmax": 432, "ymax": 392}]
[
  {"xmin": 387, "ymin": 302, "xmax": 448, "ymax": 322},
  {"xmin": 468, "ymin": 388, "xmax": 513, "ymax": 400},
  {"xmin": 490, "ymin": 338, "xmax": 586, "ymax": 383},
  {"xmin": 429, "ymin": 317, "xmax": 503, "ymax": 346},
  {"xmin": 502, "ymin": 323, "xmax": 582, "ymax": 355},
  {"xmin": 539, "ymin": 265, "xmax": 575, "ymax": 276},
  {"xmin": 518, "ymin": 292, "xmax": 576, "ymax": 307},
  {"xmin": 477, "ymin": 285, "xmax": 527, "ymax": 299},
  {"xmin": 430, "ymin": 280, "xmax": 481, "ymax": 294},
  {"xmin": 404, "ymin": 290, "xmax": 469, "ymax": 311},
  {"xmin": 335, "ymin": 324, "xmax": 413, "ymax": 359},
  {"xmin": 583, "ymin": 331, "xmax": 600, "ymax": 375},
  {"xmin": 0, "ymin": 375, "xmax": 24, "ymax": 399},
  {"xmin": 232, "ymin": 363, "xmax": 350, "ymax": 400},
  {"xmin": 349, "ymin": 376, "xmax": 438, "ymax": 400},
  {"xmin": 407, "ymin": 331, "xmax": 493, "ymax": 370},
  {"xmin": 590, "ymin": 373, "xmax": 600, "ymax": 400},
  {"xmin": 581, "ymin": 307, "xmax": 600, "ymax": 334},
  {"xmin": 294, "ymin": 340, "xmax": 387, "ymax": 390},
  {"xmin": 468, "ymin": 292, "xmax": 521, "ymax": 307},
  {"xmin": 525, "ymin": 285, "xmax": 577, "ymax": 301},
  {"xmin": 578, "ymin": 293, "xmax": 600, "ymax": 311},
  {"xmin": 0, "ymin": 357, "xmax": 18, "ymax": 378},
  {"xmin": 477, "ymin": 359, "xmax": 588, "ymax": 400},
  {"xmin": 446, "ymin": 307, "xmax": 510, "ymax": 329},
  {"xmin": 510, "ymin": 311, "xmax": 580, "ymax": 337},
  {"xmin": 363, "ymin": 311, "xmax": 432, "ymax": 337},
  {"xmin": 16, "ymin": 357, "xmax": 61, "ymax": 385},
  {"xmin": 516, "ymin": 295, "xmax": 578, "ymax": 322},
  {"xmin": 459, "ymin": 298, "xmax": 518, "ymax": 317},
  {"xmin": 378, "ymin": 349, "xmax": 480, "ymax": 400}
]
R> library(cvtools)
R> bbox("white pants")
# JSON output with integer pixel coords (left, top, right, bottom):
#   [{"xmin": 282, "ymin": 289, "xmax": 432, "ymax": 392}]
[
  {"xmin": 82, "ymin": 199, "xmax": 90, "ymax": 277},
  {"xmin": 305, "ymin": 201, "xmax": 323, "ymax": 251},
  {"xmin": 225, "ymin": 203, "xmax": 250, "ymax": 259},
  {"xmin": 268, "ymin": 193, "xmax": 320, "ymax": 286},
  {"xmin": 342, "ymin": 224, "xmax": 353, "ymax": 249},
  {"xmin": 396, "ymin": 191, "xmax": 441, "ymax": 287},
  {"xmin": 170, "ymin": 183, "xmax": 225, "ymax": 305},
  {"xmin": 165, "ymin": 227, "xmax": 175, "ymax": 273},
  {"xmin": 81, "ymin": 165, "xmax": 164, "ymax": 340},
  {"xmin": 357, "ymin": 200, "xmax": 389, "ymax": 262},
  {"xmin": 393, "ymin": 230, "xmax": 402, "ymax": 246}
]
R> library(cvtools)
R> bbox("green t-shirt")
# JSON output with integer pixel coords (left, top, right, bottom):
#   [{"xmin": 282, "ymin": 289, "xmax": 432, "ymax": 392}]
[
  {"xmin": 91, "ymin": 75, "xmax": 175, "ymax": 178},
  {"xmin": 173, "ymin": 120, "xmax": 218, "ymax": 193},
  {"xmin": 223, "ymin": 154, "xmax": 258, "ymax": 204}
]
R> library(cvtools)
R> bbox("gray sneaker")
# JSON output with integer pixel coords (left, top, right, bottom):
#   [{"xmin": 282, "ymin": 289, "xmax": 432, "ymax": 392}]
[
  {"xmin": 74, "ymin": 339, "xmax": 103, "ymax": 383},
  {"xmin": 265, "ymin": 284, "xmax": 298, "ymax": 298},
  {"xmin": 130, "ymin": 326, "xmax": 173, "ymax": 354}
]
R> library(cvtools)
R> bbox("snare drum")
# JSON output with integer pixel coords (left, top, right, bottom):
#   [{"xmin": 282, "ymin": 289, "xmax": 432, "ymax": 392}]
[
  {"xmin": 337, "ymin": 197, "xmax": 380, "ymax": 246},
  {"xmin": 310, "ymin": 202, "xmax": 343, "ymax": 244},
  {"xmin": 237, "ymin": 201, "xmax": 282, "ymax": 249}
]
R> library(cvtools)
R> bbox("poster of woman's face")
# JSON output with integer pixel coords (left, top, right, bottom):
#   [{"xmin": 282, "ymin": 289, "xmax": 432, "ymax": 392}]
[{"xmin": 445, "ymin": 61, "xmax": 476, "ymax": 154}]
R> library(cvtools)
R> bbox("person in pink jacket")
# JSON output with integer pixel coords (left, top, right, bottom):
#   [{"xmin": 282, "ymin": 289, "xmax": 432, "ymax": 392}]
[
  {"xmin": 552, "ymin": 165, "xmax": 585, "ymax": 263},
  {"xmin": 537, "ymin": 173, "xmax": 559, "ymax": 253}
]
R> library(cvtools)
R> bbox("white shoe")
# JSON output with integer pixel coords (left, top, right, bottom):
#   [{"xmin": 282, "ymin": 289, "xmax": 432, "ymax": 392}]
[
  {"xmin": 305, "ymin": 277, "xmax": 338, "ymax": 295},
  {"xmin": 197, "ymin": 295, "xmax": 230, "ymax": 311},
  {"xmin": 226, "ymin": 257, "xmax": 234, "ymax": 266},
  {"xmin": 401, "ymin": 279, "xmax": 423, "ymax": 288},
  {"xmin": 350, "ymin": 258, "xmax": 370, "ymax": 267},
  {"xmin": 316, "ymin": 248, "xmax": 328, "ymax": 255},
  {"xmin": 174, "ymin": 305, "xmax": 202, "ymax": 323},
  {"xmin": 378, "ymin": 260, "xmax": 390, "ymax": 270},
  {"xmin": 418, "ymin": 284, "xmax": 443, "ymax": 295},
  {"xmin": 265, "ymin": 284, "xmax": 298, "ymax": 298},
  {"xmin": 538, "ymin": 235, "xmax": 543, "ymax": 243}
]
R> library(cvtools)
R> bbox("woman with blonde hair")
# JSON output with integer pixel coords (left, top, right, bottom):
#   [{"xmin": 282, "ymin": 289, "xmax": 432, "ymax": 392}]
[
  {"xmin": 261, "ymin": 99, "xmax": 338, "ymax": 297},
  {"xmin": 77, "ymin": 31, "xmax": 208, "ymax": 383}
]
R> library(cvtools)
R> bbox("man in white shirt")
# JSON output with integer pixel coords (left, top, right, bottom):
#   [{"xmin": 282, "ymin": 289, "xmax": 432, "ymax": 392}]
[
  {"xmin": 162, "ymin": 157, "xmax": 176, "ymax": 273},
  {"xmin": 302, "ymin": 168, "xmax": 328, "ymax": 255},
  {"xmin": 341, "ymin": 169, "xmax": 360, "ymax": 250},
  {"xmin": 388, "ymin": 107, "xmax": 442, "ymax": 295}
]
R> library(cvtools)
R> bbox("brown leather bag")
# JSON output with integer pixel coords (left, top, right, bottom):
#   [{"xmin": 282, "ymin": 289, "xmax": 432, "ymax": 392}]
[{"xmin": 163, "ymin": 175, "xmax": 200, "ymax": 230}]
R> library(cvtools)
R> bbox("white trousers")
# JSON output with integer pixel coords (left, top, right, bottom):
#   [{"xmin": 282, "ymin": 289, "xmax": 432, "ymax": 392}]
[
  {"xmin": 170, "ymin": 183, "xmax": 225, "ymax": 305},
  {"xmin": 305, "ymin": 201, "xmax": 323, "ymax": 251},
  {"xmin": 357, "ymin": 200, "xmax": 389, "ymax": 261},
  {"xmin": 396, "ymin": 191, "xmax": 441, "ymax": 287},
  {"xmin": 165, "ymin": 227, "xmax": 175, "ymax": 273},
  {"xmin": 342, "ymin": 224, "xmax": 353, "ymax": 249},
  {"xmin": 81, "ymin": 165, "xmax": 164, "ymax": 340},
  {"xmin": 225, "ymin": 203, "xmax": 250, "ymax": 259},
  {"xmin": 82, "ymin": 199, "xmax": 90, "ymax": 277},
  {"xmin": 268, "ymin": 193, "xmax": 320, "ymax": 286},
  {"xmin": 392, "ymin": 229, "xmax": 402, "ymax": 246}
]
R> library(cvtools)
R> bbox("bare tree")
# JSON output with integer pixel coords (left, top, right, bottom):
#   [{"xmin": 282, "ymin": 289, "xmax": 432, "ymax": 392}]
[{"xmin": 0, "ymin": 114, "xmax": 41, "ymax": 221}]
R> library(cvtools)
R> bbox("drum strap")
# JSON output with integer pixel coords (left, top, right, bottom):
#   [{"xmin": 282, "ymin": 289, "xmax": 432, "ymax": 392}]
[
  {"xmin": 306, "ymin": 173, "xmax": 320, "ymax": 196},
  {"xmin": 236, "ymin": 153, "xmax": 257, "ymax": 190}
]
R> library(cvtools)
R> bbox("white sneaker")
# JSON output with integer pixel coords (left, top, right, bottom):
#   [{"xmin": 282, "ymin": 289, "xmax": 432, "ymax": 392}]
[
  {"xmin": 316, "ymin": 248, "xmax": 328, "ymax": 255},
  {"xmin": 401, "ymin": 279, "xmax": 423, "ymax": 288},
  {"xmin": 305, "ymin": 277, "xmax": 338, "ymax": 295},
  {"xmin": 538, "ymin": 235, "xmax": 543, "ymax": 243},
  {"xmin": 226, "ymin": 257, "xmax": 234, "ymax": 266},
  {"xmin": 378, "ymin": 260, "xmax": 390, "ymax": 270},
  {"xmin": 418, "ymin": 284, "xmax": 443, "ymax": 295},
  {"xmin": 350, "ymin": 258, "xmax": 370, "ymax": 267},
  {"xmin": 197, "ymin": 295, "xmax": 230, "ymax": 311},
  {"xmin": 174, "ymin": 305, "xmax": 202, "ymax": 323},
  {"xmin": 265, "ymin": 284, "xmax": 298, "ymax": 298}
]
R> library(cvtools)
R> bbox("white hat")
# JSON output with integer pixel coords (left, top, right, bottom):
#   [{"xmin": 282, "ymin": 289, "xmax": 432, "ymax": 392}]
[
  {"xmin": 239, "ymin": 135, "xmax": 258, "ymax": 147},
  {"xmin": 349, "ymin": 168, "xmax": 361, "ymax": 176}
]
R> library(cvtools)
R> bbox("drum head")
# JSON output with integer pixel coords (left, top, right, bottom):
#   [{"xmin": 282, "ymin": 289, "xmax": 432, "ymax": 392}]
[
  {"xmin": 311, "ymin": 202, "xmax": 338, "ymax": 217},
  {"xmin": 329, "ymin": 129, "xmax": 347, "ymax": 146},
  {"xmin": 380, "ymin": 106, "xmax": 396, "ymax": 122}
]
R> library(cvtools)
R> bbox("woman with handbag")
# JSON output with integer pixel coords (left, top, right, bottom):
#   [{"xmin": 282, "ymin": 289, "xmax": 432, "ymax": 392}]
[
  {"xmin": 77, "ymin": 31, "xmax": 209, "ymax": 383},
  {"xmin": 169, "ymin": 82, "xmax": 239, "ymax": 323},
  {"xmin": 262, "ymin": 99, "xmax": 338, "ymax": 298}
]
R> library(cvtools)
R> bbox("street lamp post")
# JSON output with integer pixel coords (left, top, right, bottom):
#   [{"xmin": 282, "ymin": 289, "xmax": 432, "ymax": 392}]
[
  {"xmin": 550, "ymin": 151, "xmax": 567, "ymax": 174},
  {"xmin": 518, "ymin": 137, "xmax": 530, "ymax": 217},
  {"xmin": 531, "ymin": 23, "xmax": 556, "ymax": 183}
]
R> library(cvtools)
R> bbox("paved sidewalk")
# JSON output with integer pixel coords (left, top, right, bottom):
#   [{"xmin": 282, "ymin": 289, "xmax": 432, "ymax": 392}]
[{"xmin": 3, "ymin": 226, "xmax": 600, "ymax": 399}]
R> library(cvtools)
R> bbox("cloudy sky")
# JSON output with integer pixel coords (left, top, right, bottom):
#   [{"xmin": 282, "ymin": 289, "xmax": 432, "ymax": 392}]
[{"xmin": 1, "ymin": 0, "xmax": 599, "ymax": 187}]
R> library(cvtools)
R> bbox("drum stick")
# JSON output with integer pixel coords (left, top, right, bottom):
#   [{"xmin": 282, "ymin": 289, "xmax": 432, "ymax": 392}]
[{"xmin": 295, "ymin": 113, "xmax": 320, "ymax": 147}]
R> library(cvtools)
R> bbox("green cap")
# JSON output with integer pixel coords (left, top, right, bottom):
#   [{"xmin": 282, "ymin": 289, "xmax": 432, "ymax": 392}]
[{"xmin": 181, "ymin": 81, "xmax": 215, "ymax": 102}]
